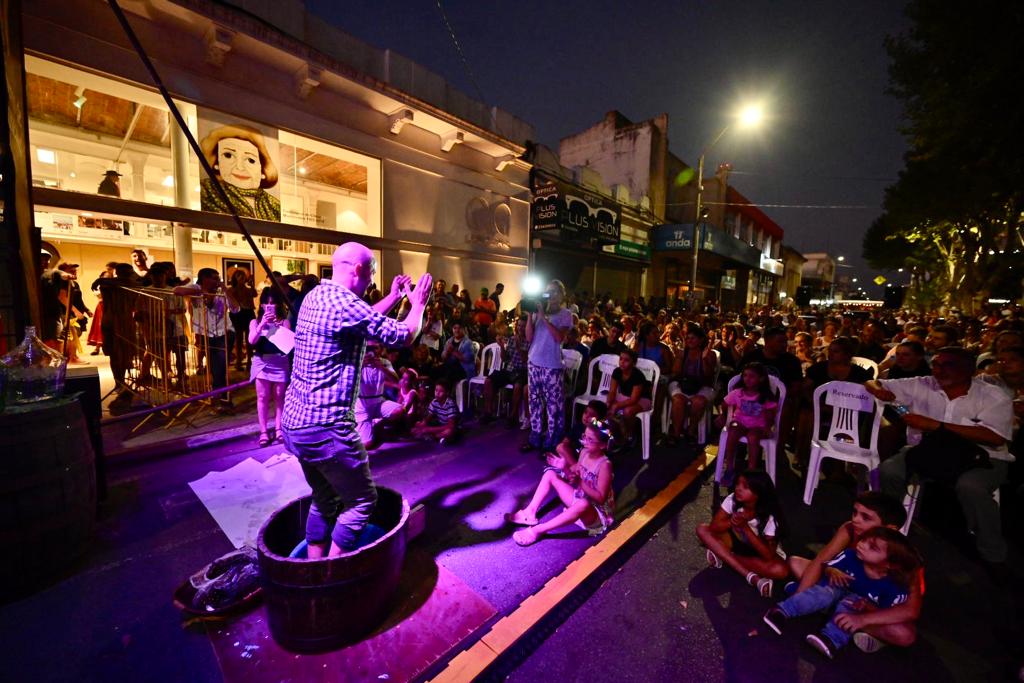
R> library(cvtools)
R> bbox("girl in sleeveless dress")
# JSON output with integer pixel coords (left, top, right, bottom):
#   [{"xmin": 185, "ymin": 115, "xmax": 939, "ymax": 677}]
[{"xmin": 508, "ymin": 418, "xmax": 615, "ymax": 546}]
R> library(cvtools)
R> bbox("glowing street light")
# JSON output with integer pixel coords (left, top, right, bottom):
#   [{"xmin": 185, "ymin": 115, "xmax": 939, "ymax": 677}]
[
  {"xmin": 689, "ymin": 102, "xmax": 766, "ymax": 305},
  {"xmin": 738, "ymin": 104, "xmax": 764, "ymax": 129}
]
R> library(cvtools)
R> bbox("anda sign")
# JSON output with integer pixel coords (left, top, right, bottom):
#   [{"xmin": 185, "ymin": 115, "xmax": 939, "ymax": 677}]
[{"xmin": 531, "ymin": 173, "xmax": 621, "ymax": 246}]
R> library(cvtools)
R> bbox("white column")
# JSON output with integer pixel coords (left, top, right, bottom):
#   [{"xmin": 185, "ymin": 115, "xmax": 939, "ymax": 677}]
[
  {"xmin": 126, "ymin": 152, "xmax": 147, "ymax": 202},
  {"xmin": 170, "ymin": 116, "xmax": 193, "ymax": 278}
]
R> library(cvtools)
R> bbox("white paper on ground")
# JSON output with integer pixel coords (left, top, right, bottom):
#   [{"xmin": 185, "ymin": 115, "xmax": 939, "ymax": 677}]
[
  {"xmin": 267, "ymin": 326, "xmax": 295, "ymax": 354},
  {"xmin": 188, "ymin": 454, "xmax": 310, "ymax": 548}
]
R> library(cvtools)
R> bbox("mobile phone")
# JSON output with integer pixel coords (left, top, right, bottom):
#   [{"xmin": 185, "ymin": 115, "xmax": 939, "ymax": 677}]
[{"xmin": 892, "ymin": 403, "xmax": 910, "ymax": 417}]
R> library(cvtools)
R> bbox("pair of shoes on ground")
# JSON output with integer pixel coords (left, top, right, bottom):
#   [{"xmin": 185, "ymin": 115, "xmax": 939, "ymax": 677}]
[
  {"xmin": 746, "ymin": 571, "xmax": 774, "ymax": 598},
  {"xmin": 761, "ymin": 609, "xmax": 838, "ymax": 658},
  {"xmin": 704, "ymin": 549, "xmax": 772, "ymax": 597},
  {"xmin": 761, "ymin": 607, "xmax": 884, "ymax": 657}
]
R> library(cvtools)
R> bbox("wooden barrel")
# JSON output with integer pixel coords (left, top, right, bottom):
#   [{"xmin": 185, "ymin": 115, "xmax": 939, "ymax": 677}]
[
  {"xmin": 256, "ymin": 487, "xmax": 410, "ymax": 652},
  {"xmin": 0, "ymin": 398, "xmax": 96, "ymax": 600}
]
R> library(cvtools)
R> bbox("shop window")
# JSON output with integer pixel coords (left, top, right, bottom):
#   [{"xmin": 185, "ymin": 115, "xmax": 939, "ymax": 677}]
[
  {"xmin": 25, "ymin": 56, "xmax": 195, "ymax": 209},
  {"xmin": 26, "ymin": 57, "xmax": 382, "ymax": 239},
  {"xmin": 276, "ymin": 131, "xmax": 381, "ymax": 236}
]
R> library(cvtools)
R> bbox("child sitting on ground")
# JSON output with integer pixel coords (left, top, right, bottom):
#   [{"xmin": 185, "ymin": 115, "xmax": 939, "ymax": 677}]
[
  {"xmin": 377, "ymin": 368, "xmax": 421, "ymax": 437},
  {"xmin": 696, "ymin": 469, "xmax": 789, "ymax": 597},
  {"xmin": 508, "ymin": 418, "xmax": 615, "ymax": 546},
  {"xmin": 719, "ymin": 362, "xmax": 778, "ymax": 487},
  {"xmin": 410, "ymin": 379, "xmax": 459, "ymax": 445},
  {"xmin": 786, "ymin": 491, "xmax": 921, "ymax": 652},
  {"xmin": 763, "ymin": 527, "xmax": 921, "ymax": 660}
]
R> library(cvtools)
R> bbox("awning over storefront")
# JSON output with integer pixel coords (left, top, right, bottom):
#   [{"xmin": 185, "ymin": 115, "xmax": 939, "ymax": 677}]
[{"xmin": 652, "ymin": 223, "xmax": 761, "ymax": 269}]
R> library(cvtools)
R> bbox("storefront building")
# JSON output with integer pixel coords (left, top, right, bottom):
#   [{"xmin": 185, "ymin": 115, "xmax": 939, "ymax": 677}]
[
  {"xmin": 529, "ymin": 163, "xmax": 653, "ymax": 302},
  {"xmin": 651, "ymin": 222, "xmax": 761, "ymax": 311},
  {"xmin": 779, "ymin": 245, "xmax": 807, "ymax": 304},
  {"xmin": 555, "ymin": 111, "xmax": 787, "ymax": 310},
  {"xmin": 21, "ymin": 0, "xmax": 533, "ymax": 314}
]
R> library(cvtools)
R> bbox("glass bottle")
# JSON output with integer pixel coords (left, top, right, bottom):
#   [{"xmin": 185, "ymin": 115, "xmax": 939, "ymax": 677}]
[{"xmin": 0, "ymin": 326, "xmax": 67, "ymax": 404}]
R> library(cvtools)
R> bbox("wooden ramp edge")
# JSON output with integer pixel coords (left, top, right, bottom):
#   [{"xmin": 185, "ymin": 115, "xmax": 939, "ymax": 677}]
[{"xmin": 427, "ymin": 450, "xmax": 717, "ymax": 683}]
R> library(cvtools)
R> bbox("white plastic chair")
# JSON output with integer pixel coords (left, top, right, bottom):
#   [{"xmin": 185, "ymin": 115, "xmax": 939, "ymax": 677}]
[
  {"xmin": 466, "ymin": 341, "xmax": 501, "ymax": 406},
  {"xmin": 562, "ymin": 348, "xmax": 583, "ymax": 394},
  {"xmin": 633, "ymin": 358, "xmax": 661, "ymax": 461},
  {"xmin": 802, "ymin": 380, "xmax": 883, "ymax": 506},
  {"xmin": 851, "ymin": 356, "xmax": 878, "ymax": 380},
  {"xmin": 454, "ymin": 341, "xmax": 481, "ymax": 414},
  {"xmin": 899, "ymin": 480, "xmax": 1001, "ymax": 536},
  {"xmin": 714, "ymin": 374, "xmax": 787, "ymax": 484},
  {"xmin": 572, "ymin": 353, "xmax": 620, "ymax": 423}
]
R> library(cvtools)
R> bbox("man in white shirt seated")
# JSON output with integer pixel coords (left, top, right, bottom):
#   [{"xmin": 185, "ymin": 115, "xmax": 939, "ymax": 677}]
[{"xmin": 865, "ymin": 346, "xmax": 1013, "ymax": 571}]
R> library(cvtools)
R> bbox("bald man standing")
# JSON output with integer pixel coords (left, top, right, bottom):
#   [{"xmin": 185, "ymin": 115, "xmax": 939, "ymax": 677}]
[{"xmin": 282, "ymin": 242, "xmax": 432, "ymax": 558}]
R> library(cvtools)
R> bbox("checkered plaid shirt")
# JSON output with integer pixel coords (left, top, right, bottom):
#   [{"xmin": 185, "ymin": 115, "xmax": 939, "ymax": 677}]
[{"xmin": 283, "ymin": 280, "xmax": 409, "ymax": 429}]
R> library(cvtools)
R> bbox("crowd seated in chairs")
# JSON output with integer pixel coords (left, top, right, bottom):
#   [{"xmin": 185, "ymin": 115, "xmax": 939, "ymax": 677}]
[
  {"xmin": 371, "ymin": 285, "xmax": 1021, "ymax": 588},
  {"xmin": 347, "ymin": 284, "xmax": 1022, "ymax": 664}
]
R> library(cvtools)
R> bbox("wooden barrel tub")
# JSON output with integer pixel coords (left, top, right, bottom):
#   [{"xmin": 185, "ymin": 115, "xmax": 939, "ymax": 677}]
[{"xmin": 256, "ymin": 487, "xmax": 410, "ymax": 652}]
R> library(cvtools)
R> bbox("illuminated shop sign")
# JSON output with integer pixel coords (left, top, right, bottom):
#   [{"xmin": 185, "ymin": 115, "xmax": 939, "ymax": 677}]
[{"xmin": 531, "ymin": 173, "xmax": 620, "ymax": 246}]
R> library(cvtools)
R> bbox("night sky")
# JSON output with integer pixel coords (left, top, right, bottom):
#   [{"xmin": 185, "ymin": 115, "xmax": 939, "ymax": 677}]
[{"xmin": 307, "ymin": 0, "xmax": 910, "ymax": 295}]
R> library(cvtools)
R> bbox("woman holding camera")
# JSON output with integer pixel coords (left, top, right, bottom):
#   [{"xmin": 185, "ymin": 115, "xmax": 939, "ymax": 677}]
[{"xmin": 522, "ymin": 279, "xmax": 574, "ymax": 452}]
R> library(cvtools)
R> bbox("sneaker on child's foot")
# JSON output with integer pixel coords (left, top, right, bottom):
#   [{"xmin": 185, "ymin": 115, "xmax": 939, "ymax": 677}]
[
  {"xmin": 762, "ymin": 607, "xmax": 787, "ymax": 635},
  {"xmin": 706, "ymin": 548, "xmax": 723, "ymax": 569},
  {"xmin": 756, "ymin": 577, "xmax": 774, "ymax": 598},
  {"xmin": 853, "ymin": 632, "xmax": 885, "ymax": 654},
  {"xmin": 805, "ymin": 633, "xmax": 837, "ymax": 660}
]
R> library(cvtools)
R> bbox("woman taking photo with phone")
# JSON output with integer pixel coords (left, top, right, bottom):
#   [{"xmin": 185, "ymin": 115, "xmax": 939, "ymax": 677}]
[{"xmin": 249, "ymin": 288, "xmax": 291, "ymax": 446}]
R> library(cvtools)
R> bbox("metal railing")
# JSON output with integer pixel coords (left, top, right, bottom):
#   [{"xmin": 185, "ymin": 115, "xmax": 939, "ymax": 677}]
[{"xmin": 103, "ymin": 285, "xmax": 232, "ymax": 430}]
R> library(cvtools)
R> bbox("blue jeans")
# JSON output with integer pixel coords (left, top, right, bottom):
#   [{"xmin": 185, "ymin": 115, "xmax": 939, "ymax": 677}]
[
  {"xmin": 777, "ymin": 584, "xmax": 862, "ymax": 650},
  {"xmin": 282, "ymin": 422, "xmax": 378, "ymax": 551}
]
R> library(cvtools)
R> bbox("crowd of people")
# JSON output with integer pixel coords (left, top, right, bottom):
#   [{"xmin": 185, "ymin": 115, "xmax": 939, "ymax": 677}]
[
  {"xmin": 37, "ymin": 248, "xmax": 321, "ymax": 416},
  {"xmin": 41, "ymin": 246, "xmax": 1023, "ymax": 660},
  {"xmin": 344, "ymin": 281, "xmax": 1020, "ymax": 660}
]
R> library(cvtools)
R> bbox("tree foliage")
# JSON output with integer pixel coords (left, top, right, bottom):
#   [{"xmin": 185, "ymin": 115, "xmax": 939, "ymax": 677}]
[{"xmin": 865, "ymin": 1, "xmax": 1024, "ymax": 310}]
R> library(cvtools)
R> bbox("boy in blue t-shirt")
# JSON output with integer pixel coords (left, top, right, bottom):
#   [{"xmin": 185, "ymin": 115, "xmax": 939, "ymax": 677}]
[
  {"xmin": 762, "ymin": 527, "xmax": 921, "ymax": 659},
  {"xmin": 411, "ymin": 380, "xmax": 460, "ymax": 445}
]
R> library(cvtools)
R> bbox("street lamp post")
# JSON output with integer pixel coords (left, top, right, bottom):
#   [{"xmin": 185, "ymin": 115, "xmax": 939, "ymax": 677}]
[{"xmin": 689, "ymin": 105, "xmax": 763, "ymax": 308}]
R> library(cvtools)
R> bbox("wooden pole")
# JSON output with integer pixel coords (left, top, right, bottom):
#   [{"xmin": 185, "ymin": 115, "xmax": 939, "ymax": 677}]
[{"xmin": 0, "ymin": 0, "xmax": 42, "ymax": 347}]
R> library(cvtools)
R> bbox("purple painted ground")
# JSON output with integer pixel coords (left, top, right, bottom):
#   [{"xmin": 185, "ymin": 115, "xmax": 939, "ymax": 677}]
[{"xmin": 0, "ymin": 422, "xmax": 1020, "ymax": 682}]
